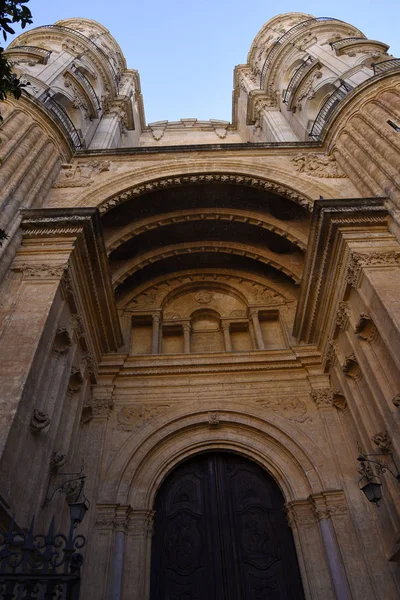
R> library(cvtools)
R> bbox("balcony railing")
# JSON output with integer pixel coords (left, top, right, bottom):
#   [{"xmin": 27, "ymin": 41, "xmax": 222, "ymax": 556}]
[
  {"xmin": 4, "ymin": 45, "xmax": 52, "ymax": 63},
  {"xmin": 283, "ymin": 56, "xmax": 315, "ymax": 105},
  {"xmin": 42, "ymin": 95, "xmax": 84, "ymax": 150},
  {"xmin": 70, "ymin": 64, "xmax": 101, "ymax": 111},
  {"xmin": 260, "ymin": 17, "xmax": 336, "ymax": 88},
  {"xmin": 371, "ymin": 58, "xmax": 400, "ymax": 75},
  {"xmin": 329, "ymin": 37, "xmax": 365, "ymax": 50},
  {"xmin": 309, "ymin": 81, "xmax": 353, "ymax": 140},
  {"xmin": 30, "ymin": 25, "xmax": 120, "ymax": 90}
]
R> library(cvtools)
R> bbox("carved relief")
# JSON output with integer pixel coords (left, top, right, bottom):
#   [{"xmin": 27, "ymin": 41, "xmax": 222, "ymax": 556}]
[
  {"xmin": 354, "ymin": 313, "xmax": 378, "ymax": 344},
  {"xmin": 117, "ymin": 403, "xmax": 171, "ymax": 431},
  {"xmin": 251, "ymin": 288, "xmax": 285, "ymax": 305},
  {"xmin": 347, "ymin": 251, "xmax": 400, "ymax": 287},
  {"xmin": 257, "ymin": 396, "xmax": 309, "ymax": 423},
  {"xmin": 324, "ymin": 337, "xmax": 338, "ymax": 367},
  {"xmin": 292, "ymin": 153, "xmax": 346, "ymax": 178},
  {"xmin": 372, "ymin": 430, "xmax": 392, "ymax": 453},
  {"xmin": 67, "ymin": 368, "xmax": 84, "ymax": 395},
  {"xmin": 342, "ymin": 354, "xmax": 362, "ymax": 381},
  {"xmin": 89, "ymin": 398, "xmax": 114, "ymax": 419},
  {"xmin": 50, "ymin": 451, "xmax": 67, "ymax": 472},
  {"xmin": 52, "ymin": 327, "xmax": 72, "ymax": 356},
  {"xmin": 310, "ymin": 388, "xmax": 347, "ymax": 410},
  {"xmin": 195, "ymin": 291, "xmax": 214, "ymax": 304},
  {"xmin": 163, "ymin": 312, "xmax": 181, "ymax": 321},
  {"xmin": 392, "ymin": 394, "xmax": 400, "ymax": 409},
  {"xmin": 54, "ymin": 160, "xmax": 111, "ymax": 188},
  {"xmin": 99, "ymin": 174, "xmax": 313, "ymax": 214},
  {"xmin": 12, "ymin": 264, "xmax": 68, "ymax": 279},
  {"xmin": 335, "ymin": 301, "xmax": 351, "ymax": 330},
  {"xmin": 208, "ymin": 411, "xmax": 220, "ymax": 428},
  {"xmin": 30, "ymin": 409, "xmax": 50, "ymax": 433}
]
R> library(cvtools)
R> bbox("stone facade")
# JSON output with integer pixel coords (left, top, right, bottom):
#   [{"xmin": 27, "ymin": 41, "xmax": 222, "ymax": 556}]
[{"xmin": 0, "ymin": 12, "xmax": 400, "ymax": 599}]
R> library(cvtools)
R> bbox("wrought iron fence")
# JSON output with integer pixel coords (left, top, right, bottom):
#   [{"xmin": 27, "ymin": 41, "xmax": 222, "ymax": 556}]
[
  {"xmin": 283, "ymin": 56, "xmax": 315, "ymax": 105},
  {"xmin": 309, "ymin": 81, "xmax": 353, "ymax": 140},
  {"xmin": 0, "ymin": 516, "xmax": 85, "ymax": 600},
  {"xmin": 371, "ymin": 58, "xmax": 400, "ymax": 75},
  {"xmin": 260, "ymin": 17, "xmax": 336, "ymax": 88},
  {"xmin": 329, "ymin": 37, "xmax": 365, "ymax": 50},
  {"xmin": 32, "ymin": 25, "xmax": 120, "ymax": 90},
  {"xmin": 70, "ymin": 65, "xmax": 101, "ymax": 111},
  {"xmin": 41, "ymin": 95, "xmax": 83, "ymax": 150}
]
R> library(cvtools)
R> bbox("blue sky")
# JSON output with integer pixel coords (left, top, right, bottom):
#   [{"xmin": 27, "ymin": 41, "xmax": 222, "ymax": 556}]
[{"xmin": 6, "ymin": 0, "xmax": 400, "ymax": 123}]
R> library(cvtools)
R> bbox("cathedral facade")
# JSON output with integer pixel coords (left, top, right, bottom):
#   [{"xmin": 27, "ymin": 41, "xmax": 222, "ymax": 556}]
[{"xmin": 0, "ymin": 11, "xmax": 400, "ymax": 599}]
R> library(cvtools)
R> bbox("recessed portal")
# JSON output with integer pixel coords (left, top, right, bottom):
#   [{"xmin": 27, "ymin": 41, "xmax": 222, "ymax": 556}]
[{"xmin": 150, "ymin": 452, "xmax": 305, "ymax": 600}]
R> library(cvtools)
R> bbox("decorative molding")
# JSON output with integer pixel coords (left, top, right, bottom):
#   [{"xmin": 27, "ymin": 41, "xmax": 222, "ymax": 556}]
[
  {"xmin": 292, "ymin": 153, "xmax": 346, "ymax": 178},
  {"xmin": 342, "ymin": 354, "xmax": 362, "ymax": 381},
  {"xmin": 372, "ymin": 430, "xmax": 392, "ymax": 453},
  {"xmin": 30, "ymin": 408, "xmax": 50, "ymax": 433},
  {"xmin": 354, "ymin": 313, "xmax": 378, "ymax": 344},
  {"xmin": 99, "ymin": 173, "xmax": 313, "ymax": 215},
  {"xmin": 347, "ymin": 251, "xmax": 400, "ymax": 287}
]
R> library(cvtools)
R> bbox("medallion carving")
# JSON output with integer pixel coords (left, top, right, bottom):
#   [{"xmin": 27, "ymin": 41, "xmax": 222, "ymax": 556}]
[{"xmin": 195, "ymin": 291, "xmax": 214, "ymax": 304}]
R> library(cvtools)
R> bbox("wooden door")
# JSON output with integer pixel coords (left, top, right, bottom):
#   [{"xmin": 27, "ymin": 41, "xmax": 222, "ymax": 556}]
[{"xmin": 150, "ymin": 453, "xmax": 304, "ymax": 600}]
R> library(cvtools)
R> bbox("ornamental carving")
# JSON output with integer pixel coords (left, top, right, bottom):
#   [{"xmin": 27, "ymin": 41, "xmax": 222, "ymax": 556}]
[
  {"xmin": 85, "ymin": 397, "xmax": 114, "ymax": 419},
  {"xmin": 30, "ymin": 409, "xmax": 50, "ymax": 433},
  {"xmin": 310, "ymin": 388, "xmax": 347, "ymax": 410},
  {"xmin": 346, "ymin": 251, "xmax": 400, "ymax": 287},
  {"xmin": 54, "ymin": 160, "xmax": 111, "ymax": 188},
  {"xmin": 342, "ymin": 354, "xmax": 362, "ymax": 381},
  {"xmin": 52, "ymin": 327, "xmax": 72, "ymax": 356},
  {"xmin": 392, "ymin": 394, "xmax": 400, "ymax": 409},
  {"xmin": 13, "ymin": 263, "xmax": 68, "ymax": 280},
  {"xmin": 163, "ymin": 312, "xmax": 181, "ymax": 321},
  {"xmin": 335, "ymin": 301, "xmax": 351, "ymax": 330},
  {"xmin": 354, "ymin": 313, "xmax": 378, "ymax": 344},
  {"xmin": 372, "ymin": 430, "xmax": 392, "ymax": 453},
  {"xmin": 251, "ymin": 288, "xmax": 285, "ymax": 305},
  {"xmin": 50, "ymin": 451, "xmax": 67, "ymax": 472},
  {"xmin": 292, "ymin": 153, "xmax": 346, "ymax": 178},
  {"xmin": 67, "ymin": 368, "xmax": 84, "ymax": 395},
  {"xmin": 99, "ymin": 174, "xmax": 313, "ymax": 214},
  {"xmin": 117, "ymin": 403, "xmax": 171, "ymax": 431},
  {"xmin": 258, "ymin": 396, "xmax": 309, "ymax": 423},
  {"xmin": 208, "ymin": 411, "xmax": 220, "ymax": 428},
  {"xmin": 324, "ymin": 337, "xmax": 337, "ymax": 367},
  {"xmin": 195, "ymin": 291, "xmax": 214, "ymax": 304}
]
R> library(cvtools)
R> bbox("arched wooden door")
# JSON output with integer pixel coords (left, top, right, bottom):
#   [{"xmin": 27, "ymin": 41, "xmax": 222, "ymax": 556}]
[{"xmin": 150, "ymin": 453, "xmax": 305, "ymax": 600}]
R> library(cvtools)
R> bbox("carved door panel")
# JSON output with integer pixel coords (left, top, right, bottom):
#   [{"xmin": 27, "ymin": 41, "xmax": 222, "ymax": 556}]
[{"xmin": 150, "ymin": 453, "xmax": 304, "ymax": 600}]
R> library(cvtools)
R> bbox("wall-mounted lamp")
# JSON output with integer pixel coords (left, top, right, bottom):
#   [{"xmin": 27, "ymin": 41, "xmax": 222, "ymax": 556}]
[
  {"xmin": 357, "ymin": 446, "xmax": 400, "ymax": 506},
  {"xmin": 42, "ymin": 462, "xmax": 90, "ymax": 527},
  {"xmin": 387, "ymin": 119, "xmax": 400, "ymax": 133}
]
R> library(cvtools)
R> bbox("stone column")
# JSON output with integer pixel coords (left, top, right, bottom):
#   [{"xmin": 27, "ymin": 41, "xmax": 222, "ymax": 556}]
[
  {"xmin": 108, "ymin": 506, "xmax": 131, "ymax": 600},
  {"xmin": 182, "ymin": 322, "xmax": 191, "ymax": 354},
  {"xmin": 249, "ymin": 310, "xmax": 265, "ymax": 350},
  {"xmin": 286, "ymin": 499, "xmax": 335, "ymax": 599},
  {"xmin": 122, "ymin": 510, "xmax": 154, "ymax": 600},
  {"xmin": 312, "ymin": 496, "xmax": 352, "ymax": 600},
  {"xmin": 151, "ymin": 314, "xmax": 160, "ymax": 354},
  {"xmin": 222, "ymin": 322, "xmax": 232, "ymax": 351}
]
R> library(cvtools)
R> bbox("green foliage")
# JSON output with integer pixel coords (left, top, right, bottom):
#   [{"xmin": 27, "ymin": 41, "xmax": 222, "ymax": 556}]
[{"xmin": 0, "ymin": 1, "xmax": 33, "ymax": 119}]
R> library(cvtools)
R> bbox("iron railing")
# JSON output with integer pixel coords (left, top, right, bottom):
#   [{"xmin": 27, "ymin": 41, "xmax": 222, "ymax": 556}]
[
  {"xmin": 70, "ymin": 64, "xmax": 101, "ymax": 111},
  {"xmin": 4, "ymin": 45, "xmax": 52, "ymax": 61},
  {"xmin": 329, "ymin": 37, "xmax": 365, "ymax": 50},
  {"xmin": 309, "ymin": 81, "xmax": 353, "ymax": 139},
  {"xmin": 42, "ymin": 95, "xmax": 84, "ymax": 150},
  {"xmin": 283, "ymin": 56, "xmax": 315, "ymax": 105},
  {"xmin": 0, "ymin": 516, "xmax": 85, "ymax": 600},
  {"xmin": 371, "ymin": 58, "xmax": 400, "ymax": 75},
  {"xmin": 28, "ymin": 25, "xmax": 120, "ymax": 90},
  {"xmin": 260, "ymin": 17, "xmax": 337, "ymax": 88}
]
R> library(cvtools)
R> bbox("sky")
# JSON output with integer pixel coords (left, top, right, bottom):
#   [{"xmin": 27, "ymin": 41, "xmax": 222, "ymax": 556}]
[{"xmin": 6, "ymin": 0, "xmax": 400, "ymax": 124}]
